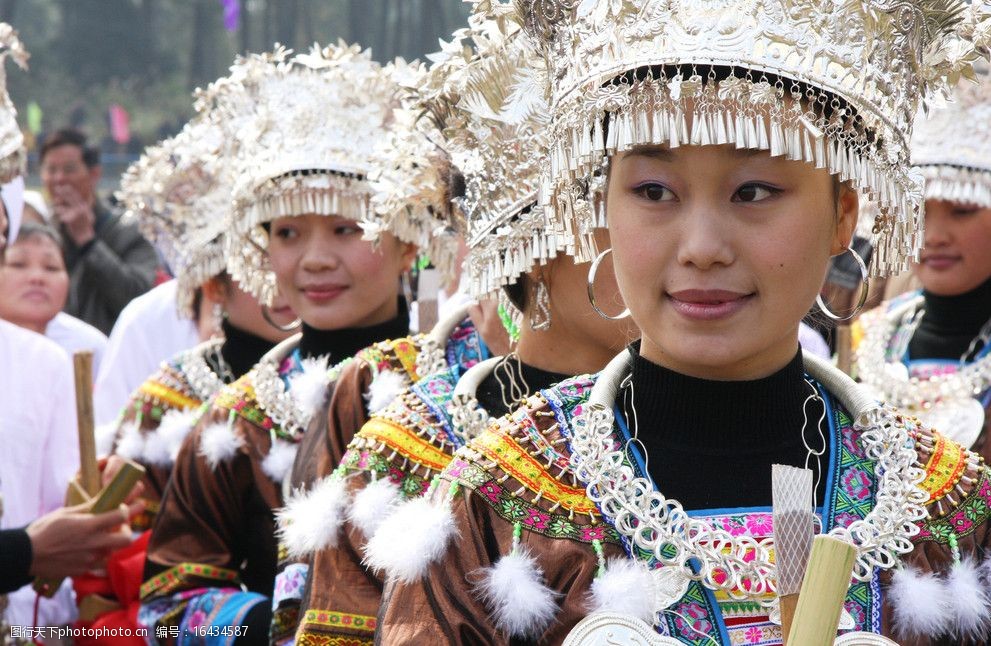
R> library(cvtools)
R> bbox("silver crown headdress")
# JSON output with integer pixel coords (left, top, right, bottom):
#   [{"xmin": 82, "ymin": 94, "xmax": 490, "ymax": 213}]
[
  {"xmin": 415, "ymin": 7, "xmax": 569, "ymax": 298},
  {"xmin": 117, "ymin": 117, "xmax": 229, "ymax": 317},
  {"xmin": 912, "ymin": 64, "xmax": 991, "ymax": 208},
  {"xmin": 512, "ymin": 0, "xmax": 991, "ymax": 277},
  {"xmin": 206, "ymin": 43, "xmax": 455, "ymax": 304},
  {"xmin": 0, "ymin": 23, "xmax": 27, "ymax": 184}
]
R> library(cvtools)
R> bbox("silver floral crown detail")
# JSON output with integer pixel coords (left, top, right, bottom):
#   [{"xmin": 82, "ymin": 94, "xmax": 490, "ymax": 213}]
[
  {"xmin": 199, "ymin": 43, "xmax": 455, "ymax": 304},
  {"xmin": 912, "ymin": 65, "xmax": 991, "ymax": 208},
  {"xmin": 511, "ymin": 0, "xmax": 991, "ymax": 276},
  {"xmin": 117, "ymin": 117, "xmax": 229, "ymax": 317},
  {"xmin": 0, "ymin": 23, "xmax": 27, "ymax": 184},
  {"xmin": 414, "ymin": 7, "xmax": 577, "ymax": 298}
]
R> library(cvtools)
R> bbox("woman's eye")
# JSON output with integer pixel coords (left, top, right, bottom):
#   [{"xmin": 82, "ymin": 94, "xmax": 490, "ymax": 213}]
[
  {"xmin": 273, "ymin": 226, "xmax": 298, "ymax": 240},
  {"xmin": 633, "ymin": 182, "xmax": 675, "ymax": 202},
  {"xmin": 952, "ymin": 206, "xmax": 980, "ymax": 217},
  {"xmin": 733, "ymin": 183, "xmax": 779, "ymax": 203},
  {"xmin": 336, "ymin": 225, "xmax": 361, "ymax": 236}
]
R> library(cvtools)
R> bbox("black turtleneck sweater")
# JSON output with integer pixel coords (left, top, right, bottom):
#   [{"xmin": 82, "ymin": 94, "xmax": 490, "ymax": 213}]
[
  {"xmin": 217, "ymin": 320, "xmax": 281, "ymax": 379},
  {"xmin": 623, "ymin": 345, "xmax": 828, "ymax": 510},
  {"xmin": 297, "ymin": 300, "xmax": 410, "ymax": 361},
  {"xmin": 909, "ymin": 275, "xmax": 991, "ymax": 362},
  {"xmin": 476, "ymin": 358, "xmax": 573, "ymax": 419}
]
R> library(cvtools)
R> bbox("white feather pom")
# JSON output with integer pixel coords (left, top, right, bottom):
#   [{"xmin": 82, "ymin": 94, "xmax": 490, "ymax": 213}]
[
  {"xmin": 115, "ymin": 422, "xmax": 145, "ymax": 461},
  {"xmin": 348, "ymin": 477, "xmax": 402, "ymax": 538},
  {"xmin": 889, "ymin": 565, "xmax": 953, "ymax": 638},
  {"xmin": 588, "ymin": 559, "xmax": 657, "ymax": 624},
  {"xmin": 95, "ymin": 422, "xmax": 119, "ymax": 457},
  {"xmin": 364, "ymin": 496, "xmax": 457, "ymax": 583},
  {"xmin": 276, "ymin": 476, "xmax": 349, "ymax": 558},
  {"xmin": 198, "ymin": 422, "xmax": 244, "ymax": 469},
  {"xmin": 262, "ymin": 439, "xmax": 298, "ymax": 482},
  {"xmin": 289, "ymin": 355, "xmax": 331, "ymax": 421},
  {"xmin": 365, "ymin": 370, "xmax": 409, "ymax": 414},
  {"xmin": 948, "ymin": 560, "xmax": 991, "ymax": 640},
  {"xmin": 143, "ymin": 409, "xmax": 197, "ymax": 466},
  {"xmin": 475, "ymin": 548, "xmax": 559, "ymax": 639}
]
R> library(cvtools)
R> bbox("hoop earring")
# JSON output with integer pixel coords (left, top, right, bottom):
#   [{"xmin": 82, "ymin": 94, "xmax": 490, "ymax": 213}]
[
  {"xmin": 816, "ymin": 245, "xmax": 870, "ymax": 321},
  {"xmin": 529, "ymin": 275, "xmax": 552, "ymax": 331},
  {"xmin": 212, "ymin": 302, "xmax": 225, "ymax": 337},
  {"xmin": 587, "ymin": 248, "xmax": 631, "ymax": 320},
  {"xmin": 261, "ymin": 305, "xmax": 302, "ymax": 332}
]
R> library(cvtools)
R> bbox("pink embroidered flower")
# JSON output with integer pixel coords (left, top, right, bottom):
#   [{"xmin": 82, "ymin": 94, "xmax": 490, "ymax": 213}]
[
  {"xmin": 673, "ymin": 602, "xmax": 712, "ymax": 636},
  {"xmin": 745, "ymin": 626, "xmax": 763, "ymax": 643},
  {"xmin": 745, "ymin": 514, "xmax": 773, "ymax": 536},
  {"xmin": 719, "ymin": 517, "xmax": 748, "ymax": 536},
  {"xmin": 478, "ymin": 480, "xmax": 502, "ymax": 503},
  {"xmin": 951, "ymin": 512, "xmax": 974, "ymax": 533},
  {"xmin": 833, "ymin": 512, "xmax": 860, "ymax": 528},
  {"xmin": 524, "ymin": 508, "xmax": 551, "ymax": 529},
  {"xmin": 447, "ymin": 459, "xmax": 469, "ymax": 477},
  {"xmin": 844, "ymin": 601, "xmax": 865, "ymax": 629},
  {"xmin": 580, "ymin": 526, "xmax": 607, "ymax": 541},
  {"xmin": 842, "ymin": 469, "xmax": 872, "ymax": 500},
  {"xmin": 387, "ymin": 467, "xmax": 405, "ymax": 484}
]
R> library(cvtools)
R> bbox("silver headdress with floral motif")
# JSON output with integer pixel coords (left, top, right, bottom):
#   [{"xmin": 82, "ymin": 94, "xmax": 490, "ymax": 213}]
[
  {"xmin": 0, "ymin": 23, "xmax": 27, "ymax": 184},
  {"xmin": 118, "ymin": 116, "xmax": 229, "ymax": 317},
  {"xmin": 912, "ymin": 65, "xmax": 991, "ymax": 208},
  {"xmin": 512, "ymin": 0, "xmax": 991, "ymax": 276},
  {"xmin": 204, "ymin": 43, "xmax": 455, "ymax": 304},
  {"xmin": 415, "ymin": 7, "xmax": 567, "ymax": 298}
]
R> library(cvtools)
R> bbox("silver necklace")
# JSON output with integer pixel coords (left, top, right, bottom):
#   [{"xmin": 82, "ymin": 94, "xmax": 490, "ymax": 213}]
[
  {"xmin": 570, "ymin": 350, "xmax": 928, "ymax": 610},
  {"xmin": 178, "ymin": 338, "xmax": 229, "ymax": 401}
]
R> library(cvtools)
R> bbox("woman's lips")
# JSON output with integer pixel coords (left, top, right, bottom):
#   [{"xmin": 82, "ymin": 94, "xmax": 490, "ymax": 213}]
[
  {"xmin": 301, "ymin": 284, "xmax": 347, "ymax": 303},
  {"xmin": 21, "ymin": 288, "xmax": 50, "ymax": 302},
  {"xmin": 920, "ymin": 254, "xmax": 961, "ymax": 271},
  {"xmin": 667, "ymin": 289, "xmax": 754, "ymax": 321}
]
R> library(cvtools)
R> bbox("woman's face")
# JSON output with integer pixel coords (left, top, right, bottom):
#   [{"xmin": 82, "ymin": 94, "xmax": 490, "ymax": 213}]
[
  {"xmin": 0, "ymin": 234, "xmax": 70, "ymax": 332},
  {"xmin": 913, "ymin": 199, "xmax": 991, "ymax": 296},
  {"xmin": 607, "ymin": 144, "xmax": 857, "ymax": 380},
  {"xmin": 267, "ymin": 214, "xmax": 415, "ymax": 330}
]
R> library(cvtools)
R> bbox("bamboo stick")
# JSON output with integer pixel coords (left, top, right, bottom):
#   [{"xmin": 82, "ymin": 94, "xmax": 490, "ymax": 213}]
[
  {"xmin": 836, "ymin": 325, "xmax": 853, "ymax": 376},
  {"xmin": 786, "ymin": 535, "xmax": 857, "ymax": 646},
  {"xmin": 73, "ymin": 351, "xmax": 100, "ymax": 497}
]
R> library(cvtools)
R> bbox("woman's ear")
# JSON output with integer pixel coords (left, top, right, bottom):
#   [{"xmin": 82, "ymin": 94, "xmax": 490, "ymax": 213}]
[
  {"xmin": 399, "ymin": 242, "xmax": 418, "ymax": 272},
  {"xmin": 200, "ymin": 275, "xmax": 228, "ymax": 307},
  {"xmin": 831, "ymin": 183, "xmax": 859, "ymax": 255}
]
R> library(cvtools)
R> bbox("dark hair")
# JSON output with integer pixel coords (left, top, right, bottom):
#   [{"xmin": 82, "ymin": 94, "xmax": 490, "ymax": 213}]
[
  {"xmin": 39, "ymin": 128, "xmax": 100, "ymax": 168},
  {"xmin": 3, "ymin": 221, "xmax": 66, "ymax": 263}
]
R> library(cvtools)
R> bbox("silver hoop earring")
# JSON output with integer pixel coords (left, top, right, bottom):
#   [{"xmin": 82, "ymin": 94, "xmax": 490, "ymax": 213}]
[
  {"xmin": 816, "ymin": 245, "xmax": 870, "ymax": 321},
  {"xmin": 212, "ymin": 302, "xmax": 225, "ymax": 337},
  {"xmin": 587, "ymin": 248, "xmax": 631, "ymax": 320},
  {"xmin": 261, "ymin": 305, "xmax": 302, "ymax": 332}
]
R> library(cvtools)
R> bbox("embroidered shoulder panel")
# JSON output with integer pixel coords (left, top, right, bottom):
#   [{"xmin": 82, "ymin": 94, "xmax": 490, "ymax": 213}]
[
  {"xmin": 340, "ymin": 369, "xmax": 462, "ymax": 501},
  {"xmin": 444, "ymin": 317, "xmax": 485, "ymax": 373},
  {"xmin": 356, "ymin": 334, "xmax": 426, "ymax": 382},
  {"xmin": 914, "ymin": 425, "xmax": 990, "ymax": 544},
  {"xmin": 130, "ymin": 363, "xmax": 202, "ymax": 423},
  {"xmin": 296, "ymin": 608, "xmax": 376, "ymax": 645},
  {"xmin": 444, "ymin": 374, "xmax": 621, "ymax": 545},
  {"xmin": 214, "ymin": 373, "xmax": 280, "ymax": 434},
  {"xmin": 139, "ymin": 562, "xmax": 240, "ymax": 600}
]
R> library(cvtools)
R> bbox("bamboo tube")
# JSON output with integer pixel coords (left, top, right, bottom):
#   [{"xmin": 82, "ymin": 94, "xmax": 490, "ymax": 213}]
[
  {"xmin": 73, "ymin": 351, "xmax": 100, "ymax": 497},
  {"xmin": 836, "ymin": 325, "xmax": 853, "ymax": 376},
  {"xmin": 786, "ymin": 535, "xmax": 857, "ymax": 646},
  {"xmin": 779, "ymin": 594, "xmax": 799, "ymax": 644}
]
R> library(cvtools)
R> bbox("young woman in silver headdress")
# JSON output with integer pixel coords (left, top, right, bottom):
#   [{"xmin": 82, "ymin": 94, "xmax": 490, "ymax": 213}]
[{"xmin": 376, "ymin": 2, "xmax": 991, "ymax": 645}]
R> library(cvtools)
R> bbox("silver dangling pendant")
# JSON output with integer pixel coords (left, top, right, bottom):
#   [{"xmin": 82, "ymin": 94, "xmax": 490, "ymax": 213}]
[{"xmin": 530, "ymin": 276, "xmax": 552, "ymax": 331}]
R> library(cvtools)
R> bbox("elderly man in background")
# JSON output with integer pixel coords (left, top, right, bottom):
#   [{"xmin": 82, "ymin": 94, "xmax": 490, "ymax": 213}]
[{"xmin": 40, "ymin": 128, "xmax": 158, "ymax": 334}]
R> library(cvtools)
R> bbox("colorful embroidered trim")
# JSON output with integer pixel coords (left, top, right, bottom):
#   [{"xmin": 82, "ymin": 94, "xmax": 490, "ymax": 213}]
[
  {"xmin": 916, "ymin": 466, "xmax": 991, "ymax": 543},
  {"xmin": 359, "ymin": 417, "xmax": 450, "ymax": 473},
  {"xmin": 296, "ymin": 635, "xmax": 372, "ymax": 646},
  {"xmin": 139, "ymin": 562, "xmax": 240, "ymax": 599},
  {"xmin": 139, "ymin": 380, "xmax": 200, "ymax": 411},
  {"xmin": 300, "ymin": 609, "xmax": 376, "ymax": 633},
  {"xmin": 214, "ymin": 376, "xmax": 278, "ymax": 433},
  {"xmin": 919, "ymin": 430, "xmax": 968, "ymax": 503},
  {"xmin": 472, "ymin": 427, "xmax": 598, "ymax": 514}
]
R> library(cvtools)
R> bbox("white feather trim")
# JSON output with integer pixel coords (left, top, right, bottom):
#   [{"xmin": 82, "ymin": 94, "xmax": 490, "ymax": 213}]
[
  {"xmin": 115, "ymin": 422, "xmax": 145, "ymax": 461},
  {"xmin": 889, "ymin": 565, "xmax": 954, "ymax": 638},
  {"xmin": 349, "ymin": 477, "xmax": 402, "ymax": 538},
  {"xmin": 365, "ymin": 370, "xmax": 409, "ymax": 414},
  {"xmin": 262, "ymin": 439, "xmax": 298, "ymax": 483},
  {"xmin": 198, "ymin": 422, "xmax": 244, "ymax": 469},
  {"xmin": 588, "ymin": 559, "xmax": 657, "ymax": 624},
  {"xmin": 289, "ymin": 355, "xmax": 331, "ymax": 421},
  {"xmin": 948, "ymin": 560, "xmax": 991, "ymax": 640},
  {"xmin": 143, "ymin": 409, "xmax": 197, "ymax": 467},
  {"xmin": 95, "ymin": 422, "xmax": 119, "ymax": 457},
  {"xmin": 475, "ymin": 548, "xmax": 559, "ymax": 640},
  {"xmin": 364, "ymin": 496, "xmax": 457, "ymax": 583},
  {"xmin": 276, "ymin": 475, "xmax": 349, "ymax": 559}
]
